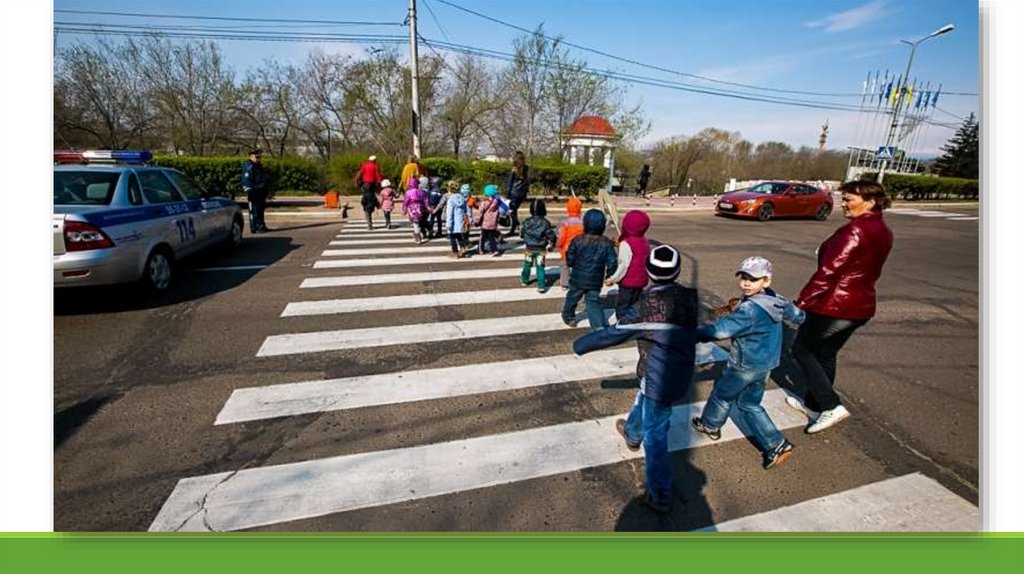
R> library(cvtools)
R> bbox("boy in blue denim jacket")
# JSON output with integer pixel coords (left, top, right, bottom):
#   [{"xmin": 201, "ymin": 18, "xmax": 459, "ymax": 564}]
[{"xmin": 691, "ymin": 256, "xmax": 805, "ymax": 469}]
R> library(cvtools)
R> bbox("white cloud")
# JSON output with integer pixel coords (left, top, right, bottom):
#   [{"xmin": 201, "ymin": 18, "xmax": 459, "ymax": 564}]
[{"xmin": 805, "ymin": 1, "xmax": 888, "ymax": 33}]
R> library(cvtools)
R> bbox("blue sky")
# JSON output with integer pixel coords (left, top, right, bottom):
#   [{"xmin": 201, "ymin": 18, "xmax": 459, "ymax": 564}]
[{"xmin": 53, "ymin": 0, "xmax": 980, "ymax": 155}]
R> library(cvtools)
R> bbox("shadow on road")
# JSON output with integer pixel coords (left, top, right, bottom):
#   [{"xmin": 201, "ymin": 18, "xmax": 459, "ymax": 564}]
[{"xmin": 614, "ymin": 454, "xmax": 712, "ymax": 531}]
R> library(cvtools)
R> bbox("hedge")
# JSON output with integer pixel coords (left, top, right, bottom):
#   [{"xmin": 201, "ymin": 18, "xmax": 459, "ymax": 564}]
[
  {"xmin": 152, "ymin": 155, "xmax": 322, "ymax": 198},
  {"xmin": 860, "ymin": 172, "xmax": 979, "ymax": 200},
  {"xmin": 324, "ymin": 153, "xmax": 609, "ymax": 197}
]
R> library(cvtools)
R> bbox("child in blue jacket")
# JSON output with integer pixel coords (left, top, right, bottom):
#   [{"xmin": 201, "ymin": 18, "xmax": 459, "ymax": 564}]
[
  {"xmin": 691, "ymin": 256, "xmax": 805, "ymax": 470},
  {"xmin": 573, "ymin": 245, "xmax": 699, "ymax": 513}
]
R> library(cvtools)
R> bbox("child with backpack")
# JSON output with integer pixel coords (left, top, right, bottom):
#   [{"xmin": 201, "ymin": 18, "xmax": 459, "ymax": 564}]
[
  {"xmin": 519, "ymin": 199, "xmax": 557, "ymax": 292},
  {"xmin": 690, "ymin": 256, "xmax": 805, "ymax": 470},
  {"xmin": 604, "ymin": 210, "xmax": 652, "ymax": 319},
  {"xmin": 561, "ymin": 209, "xmax": 618, "ymax": 330},
  {"xmin": 573, "ymin": 245, "xmax": 699, "ymax": 513},
  {"xmin": 555, "ymin": 197, "xmax": 585, "ymax": 290},
  {"xmin": 426, "ymin": 177, "xmax": 446, "ymax": 238},
  {"xmin": 378, "ymin": 179, "xmax": 396, "ymax": 229},
  {"xmin": 403, "ymin": 177, "xmax": 429, "ymax": 244}
]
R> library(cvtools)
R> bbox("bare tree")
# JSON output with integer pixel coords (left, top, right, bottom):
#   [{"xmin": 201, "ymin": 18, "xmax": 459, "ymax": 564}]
[
  {"xmin": 496, "ymin": 26, "xmax": 558, "ymax": 159},
  {"xmin": 295, "ymin": 48, "xmax": 358, "ymax": 160},
  {"xmin": 436, "ymin": 54, "xmax": 500, "ymax": 159}
]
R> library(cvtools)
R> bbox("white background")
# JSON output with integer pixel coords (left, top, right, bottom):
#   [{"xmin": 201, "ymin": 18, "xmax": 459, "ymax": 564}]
[{"xmin": 0, "ymin": 0, "xmax": 1019, "ymax": 532}]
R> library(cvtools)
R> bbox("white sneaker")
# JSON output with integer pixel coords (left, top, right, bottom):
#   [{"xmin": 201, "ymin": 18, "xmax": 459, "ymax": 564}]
[
  {"xmin": 806, "ymin": 405, "xmax": 851, "ymax": 434},
  {"xmin": 785, "ymin": 395, "xmax": 819, "ymax": 419}
]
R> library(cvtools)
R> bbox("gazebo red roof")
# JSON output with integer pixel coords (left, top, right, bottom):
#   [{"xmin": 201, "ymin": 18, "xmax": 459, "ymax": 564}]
[{"xmin": 566, "ymin": 115, "xmax": 616, "ymax": 137}]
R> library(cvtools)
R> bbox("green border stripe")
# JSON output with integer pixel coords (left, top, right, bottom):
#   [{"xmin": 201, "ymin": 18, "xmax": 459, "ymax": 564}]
[{"xmin": 0, "ymin": 533, "xmax": 1022, "ymax": 574}]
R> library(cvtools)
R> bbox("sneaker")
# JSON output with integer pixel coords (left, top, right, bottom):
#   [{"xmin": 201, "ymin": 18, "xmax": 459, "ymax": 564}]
[
  {"xmin": 785, "ymin": 395, "xmax": 819, "ymax": 419},
  {"xmin": 537, "ymin": 286, "xmax": 547, "ymax": 294},
  {"xmin": 520, "ymin": 280, "xmax": 529, "ymax": 287},
  {"xmin": 691, "ymin": 417, "xmax": 721, "ymax": 441},
  {"xmin": 763, "ymin": 439, "xmax": 795, "ymax": 469},
  {"xmin": 643, "ymin": 492, "xmax": 671, "ymax": 514},
  {"xmin": 806, "ymin": 405, "xmax": 851, "ymax": 434},
  {"xmin": 492, "ymin": 251, "xmax": 502, "ymax": 257},
  {"xmin": 562, "ymin": 317, "xmax": 578, "ymax": 328},
  {"xmin": 615, "ymin": 419, "xmax": 641, "ymax": 451}
]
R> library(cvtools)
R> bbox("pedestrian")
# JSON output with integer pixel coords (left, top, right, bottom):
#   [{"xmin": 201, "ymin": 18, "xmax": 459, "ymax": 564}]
[
  {"xmin": 604, "ymin": 210, "xmax": 652, "ymax": 319},
  {"xmin": 787, "ymin": 180, "xmax": 894, "ymax": 433},
  {"xmin": 561, "ymin": 209, "xmax": 618, "ymax": 330},
  {"xmin": 506, "ymin": 150, "xmax": 529, "ymax": 236},
  {"xmin": 399, "ymin": 155, "xmax": 422, "ymax": 195},
  {"xmin": 378, "ymin": 179, "xmax": 396, "ymax": 229},
  {"xmin": 403, "ymin": 177, "xmax": 429, "ymax": 244},
  {"xmin": 427, "ymin": 177, "xmax": 446, "ymax": 238},
  {"xmin": 519, "ymin": 199, "xmax": 557, "ymax": 292},
  {"xmin": 690, "ymin": 256, "xmax": 805, "ymax": 470},
  {"xmin": 555, "ymin": 197, "xmax": 585, "ymax": 290},
  {"xmin": 355, "ymin": 154, "xmax": 384, "ymax": 227},
  {"xmin": 475, "ymin": 184, "xmax": 502, "ymax": 255},
  {"xmin": 572, "ymin": 245, "xmax": 699, "ymax": 514},
  {"xmin": 445, "ymin": 183, "xmax": 472, "ymax": 258},
  {"xmin": 636, "ymin": 164, "xmax": 651, "ymax": 198},
  {"xmin": 241, "ymin": 148, "xmax": 269, "ymax": 233}
]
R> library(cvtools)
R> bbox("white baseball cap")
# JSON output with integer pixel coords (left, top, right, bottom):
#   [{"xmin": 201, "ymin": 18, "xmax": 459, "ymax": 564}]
[{"xmin": 736, "ymin": 256, "xmax": 773, "ymax": 278}]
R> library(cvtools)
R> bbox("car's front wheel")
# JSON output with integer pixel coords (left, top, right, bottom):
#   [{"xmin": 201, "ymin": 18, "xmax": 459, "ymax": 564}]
[
  {"xmin": 225, "ymin": 216, "xmax": 243, "ymax": 248},
  {"xmin": 757, "ymin": 203, "xmax": 774, "ymax": 221},
  {"xmin": 814, "ymin": 204, "xmax": 831, "ymax": 221},
  {"xmin": 142, "ymin": 247, "xmax": 175, "ymax": 292}
]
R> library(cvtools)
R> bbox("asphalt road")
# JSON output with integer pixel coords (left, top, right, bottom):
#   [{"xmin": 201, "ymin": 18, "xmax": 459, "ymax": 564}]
[{"xmin": 53, "ymin": 202, "xmax": 979, "ymax": 531}]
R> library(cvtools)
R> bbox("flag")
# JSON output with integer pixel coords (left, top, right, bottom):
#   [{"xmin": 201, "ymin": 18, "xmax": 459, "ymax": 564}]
[
  {"xmin": 931, "ymin": 84, "xmax": 942, "ymax": 108},
  {"xmin": 915, "ymin": 89, "xmax": 923, "ymax": 109},
  {"xmin": 889, "ymin": 75, "xmax": 902, "ymax": 106},
  {"xmin": 904, "ymin": 82, "xmax": 914, "ymax": 107}
]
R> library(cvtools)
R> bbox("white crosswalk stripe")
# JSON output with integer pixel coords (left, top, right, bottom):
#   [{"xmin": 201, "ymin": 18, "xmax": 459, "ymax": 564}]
[
  {"xmin": 300, "ymin": 267, "xmax": 554, "ymax": 288},
  {"xmin": 329, "ymin": 237, "xmax": 480, "ymax": 246},
  {"xmin": 150, "ymin": 390, "xmax": 804, "ymax": 532},
  {"xmin": 257, "ymin": 312, "xmax": 607, "ymax": 357},
  {"xmin": 281, "ymin": 286, "xmax": 598, "ymax": 316},
  {"xmin": 321, "ymin": 242, "xmax": 528, "ymax": 258},
  {"xmin": 313, "ymin": 250, "xmax": 561, "ymax": 269},
  {"xmin": 886, "ymin": 208, "xmax": 974, "ymax": 220}
]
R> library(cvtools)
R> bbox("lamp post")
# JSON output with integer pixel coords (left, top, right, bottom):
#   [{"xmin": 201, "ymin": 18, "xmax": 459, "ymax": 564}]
[{"xmin": 877, "ymin": 23, "xmax": 954, "ymax": 184}]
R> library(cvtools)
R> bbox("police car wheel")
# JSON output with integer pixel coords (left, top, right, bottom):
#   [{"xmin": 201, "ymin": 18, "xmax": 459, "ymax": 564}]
[
  {"xmin": 227, "ymin": 217, "xmax": 244, "ymax": 248},
  {"xmin": 142, "ymin": 248, "xmax": 175, "ymax": 292}
]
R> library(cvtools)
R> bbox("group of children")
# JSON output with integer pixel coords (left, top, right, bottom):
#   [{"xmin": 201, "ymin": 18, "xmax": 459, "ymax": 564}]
[{"xmin": 569, "ymin": 217, "xmax": 806, "ymax": 514}]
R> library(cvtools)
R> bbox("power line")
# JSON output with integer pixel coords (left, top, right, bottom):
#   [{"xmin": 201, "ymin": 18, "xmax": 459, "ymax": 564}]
[
  {"xmin": 421, "ymin": 0, "xmax": 453, "ymax": 43},
  {"xmin": 55, "ymin": 26, "xmax": 407, "ymax": 45},
  {"xmin": 54, "ymin": 9, "xmax": 402, "ymax": 27}
]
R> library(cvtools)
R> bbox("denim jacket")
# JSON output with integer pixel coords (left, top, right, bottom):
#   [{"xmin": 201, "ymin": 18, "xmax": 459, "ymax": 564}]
[{"xmin": 697, "ymin": 288, "xmax": 805, "ymax": 372}]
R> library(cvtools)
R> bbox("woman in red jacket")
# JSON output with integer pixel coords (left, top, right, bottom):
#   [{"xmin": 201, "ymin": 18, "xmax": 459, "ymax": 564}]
[{"xmin": 788, "ymin": 180, "xmax": 894, "ymax": 434}]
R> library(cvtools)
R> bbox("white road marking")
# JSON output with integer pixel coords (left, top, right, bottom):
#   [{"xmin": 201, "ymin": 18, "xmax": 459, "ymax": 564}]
[
  {"xmin": 329, "ymin": 237, "xmax": 481, "ymax": 246},
  {"xmin": 193, "ymin": 265, "xmax": 269, "ymax": 272},
  {"xmin": 336, "ymin": 227, "xmax": 420, "ymax": 235},
  {"xmin": 216, "ymin": 348, "xmax": 637, "ymax": 424},
  {"xmin": 322, "ymin": 245, "xmax": 459, "ymax": 256},
  {"xmin": 914, "ymin": 212, "xmax": 968, "ymax": 218},
  {"xmin": 282, "ymin": 286, "xmax": 601, "ymax": 316},
  {"xmin": 257, "ymin": 312, "xmax": 608, "ymax": 357},
  {"xmin": 150, "ymin": 389, "xmax": 804, "ymax": 532},
  {"xmin": 312, "ymin": 250, "xmax": 560, "ymax": 269},
  {"xmin": 947, "ymin": 217, "xmax": 978, "ymax": 221},
  {"xmin": 300, "ymin": 267, "xmax": 557, "ymax": 288},
  {"xmin": 697, "ymin": 472, "xmax": 978, "ymax": 532}
]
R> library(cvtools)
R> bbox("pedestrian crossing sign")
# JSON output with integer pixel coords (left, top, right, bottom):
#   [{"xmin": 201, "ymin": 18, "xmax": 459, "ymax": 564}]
[{"xmin": 876, "ymin": 146, "xmax": 897, "ymax": 160}]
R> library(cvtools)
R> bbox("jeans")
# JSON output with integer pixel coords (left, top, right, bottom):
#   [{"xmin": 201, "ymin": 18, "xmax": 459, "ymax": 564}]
[
  {"xmin": 562, "ymin": 285, "xmax": 607, "ymax": 329},
  {"xmin": 614, "ymin": 286, "xmax": 644, "ymax": 320},
  {"xmin": 428, "ymin": 211, "xmax": 443, "ymax": 237},
  {"xmin": 623, "ymin": 388, "xmax": 674, "ymax": 505},
  {"xmin": 508, "ymin": 195, "xmax": 524, "ymax": 235},
  {"xmin": 791, "ymin": 311, "xmax": 867, "ymax": 411},
  {"xmin": 382, "ymin": 210, "xmax": 392, "ymax": 228},
  {"xmin": 479, "ymin": 229, "xmax": 500, "ymax": 253},
  {"xmin": 520, "ymin": 249, "xmax": 547, "ymax": 288},
  {"xmin": 363, "ymin": 210, "xmax": 374, "ymax": 230},
  {"xmin": 699, "ymin": 367, "xmax": 784, "ymax": 453}
]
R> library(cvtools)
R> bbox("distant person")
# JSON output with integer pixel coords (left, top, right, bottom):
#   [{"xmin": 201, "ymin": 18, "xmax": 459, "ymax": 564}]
[
  {"xmin": 400, "ymin": 155, "xmax": 422, "ymax": 195},
  {"xmin": 356, "ymin": 154, "xmax": 383, "ymax": 198},
  {"xmin": 519, "ymin": 199, "xmax": 557, "ymax": 292},
  {"xmin": 604, "ymin": 210, "xmax": 652, "ymax": 318},
  {"xmin": 403, "ymin": 177, "xmax": 429, "ymax": 244},
  {"xmin": 506, "ymin": 151, "xmax": 529, "ymax": 236},
  {"xmin": 787, "ymin": 180, "xmax": 894, "ymax": 434},
  {"xmin": 690, "ymin": 256, "xmax": 805, "ymax": 470},
  {"xmin": 241, "ymin": 148, "xmax": 269, "ymax": 233},
  {"xmin": 636, "ymin": 164, "xmax": 651, "ymax": 197},
  {"xmin": 572, "ymin": 245, "xmax": 699, "ymax": 514},
  {"xmin": 561, "ymin": 209, "xmax": 618, "ymax": 330}
]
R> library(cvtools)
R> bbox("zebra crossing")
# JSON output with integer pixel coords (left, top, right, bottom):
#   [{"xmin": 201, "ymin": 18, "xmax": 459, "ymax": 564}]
[
  {"xmin": 149, "ymin": 220, "xmax": 978, "ymax": 532},
  {"xmin": 887, "ymin": 207, "xmax": 978, "ymax": 221}
]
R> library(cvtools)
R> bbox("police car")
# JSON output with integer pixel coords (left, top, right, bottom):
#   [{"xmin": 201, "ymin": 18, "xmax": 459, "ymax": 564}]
[{"xmin": 54, "ymin": 150, "xmax": 244, "ymax": 291}]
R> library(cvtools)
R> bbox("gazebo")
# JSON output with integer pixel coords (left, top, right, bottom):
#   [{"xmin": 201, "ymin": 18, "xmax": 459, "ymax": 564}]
[{"xmin": 562, "ymin": 115, "xmax": 620, "ymax": 168}]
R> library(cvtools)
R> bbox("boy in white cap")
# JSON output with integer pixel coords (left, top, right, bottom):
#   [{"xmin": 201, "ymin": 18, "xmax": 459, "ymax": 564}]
[
  {"xmin": 691, "ymin": 256, "xmax": 805, "ymax": 470},
  {"xmin": 573, "ymin": 245, "xmax": 699, "ymax": 514}
]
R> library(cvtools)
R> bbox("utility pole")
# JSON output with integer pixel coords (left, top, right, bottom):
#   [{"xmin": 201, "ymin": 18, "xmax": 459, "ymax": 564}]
[
  {"xmin": 878, "ymin": 23, "xmax": 953, "ymax": 184},
  {"xmin": 408, "ymin": 0, "xmax": 422, "ymax": 158}
]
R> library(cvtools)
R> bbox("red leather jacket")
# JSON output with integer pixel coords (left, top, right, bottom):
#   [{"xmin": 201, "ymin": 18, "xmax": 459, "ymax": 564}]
[{"xmin": 796, "ymin": 210, "xmax": 893, "ymax": 320}]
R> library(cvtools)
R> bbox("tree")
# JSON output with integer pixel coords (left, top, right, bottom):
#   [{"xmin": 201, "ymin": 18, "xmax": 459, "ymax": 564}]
[
  {"xmin": 933, "ymin": 113, "xmax": 979, "ymax": 179},
  {"xmin": 437, "ymin": 54, "xmax": 500, "ymax": 159}
]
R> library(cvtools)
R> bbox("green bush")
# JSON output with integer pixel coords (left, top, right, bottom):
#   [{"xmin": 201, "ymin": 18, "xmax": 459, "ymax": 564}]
[
  {"xmin": 860, "ymin": 172, "xmax": 979, "ymax": 200},
  {"xmin": 152, "ymin": 155, "xmax": 321, "ymax": 198}
]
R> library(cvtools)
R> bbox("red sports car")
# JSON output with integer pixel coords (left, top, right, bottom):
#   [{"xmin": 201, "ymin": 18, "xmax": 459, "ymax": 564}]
[{"xmin": 715, "ymin": 181, "xmax": 834, "ymax": 221}]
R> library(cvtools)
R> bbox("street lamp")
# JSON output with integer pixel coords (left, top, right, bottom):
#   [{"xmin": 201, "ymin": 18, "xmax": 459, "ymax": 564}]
[{"xmin": 877, "ymin": 23, "xmax": 954, "ymax": 184}]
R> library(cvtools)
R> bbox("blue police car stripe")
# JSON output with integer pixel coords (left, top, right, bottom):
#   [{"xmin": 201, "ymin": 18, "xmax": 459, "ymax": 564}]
[{"xmin": 82, "ymin": 198, "xmax": 234, "ymax": 227}]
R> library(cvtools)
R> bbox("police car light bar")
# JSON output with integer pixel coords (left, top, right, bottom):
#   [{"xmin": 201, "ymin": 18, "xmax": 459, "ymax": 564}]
[{"xmin": 54, "ymin": 150, "xmax": 153, "ymax": 164}]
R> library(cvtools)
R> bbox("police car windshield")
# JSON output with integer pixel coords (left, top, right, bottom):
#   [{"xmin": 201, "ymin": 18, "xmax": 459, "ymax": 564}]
[{"xmin": 54, "ymin": 172, "xmax": 121, "ymax": 206}]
